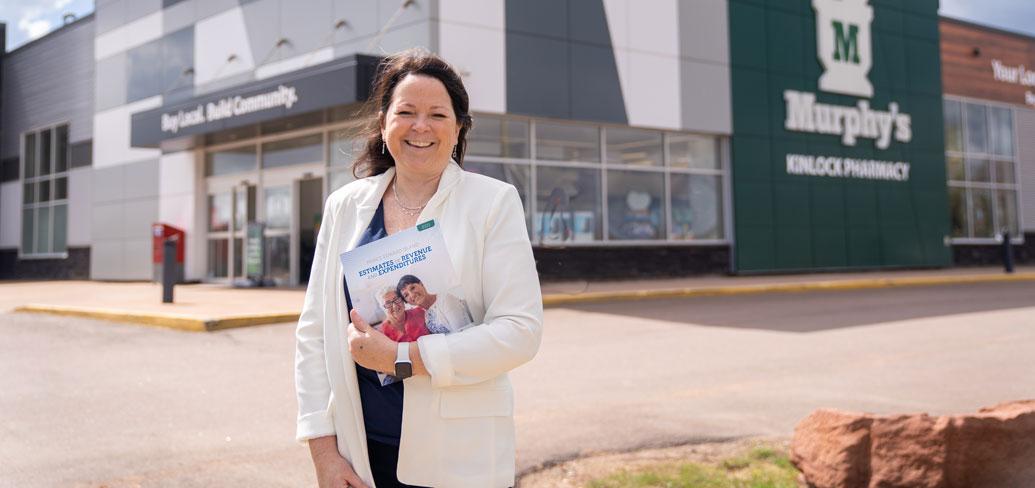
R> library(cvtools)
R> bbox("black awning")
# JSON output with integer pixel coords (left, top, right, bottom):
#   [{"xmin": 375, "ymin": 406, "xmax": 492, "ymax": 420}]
[{"xmin": 130, "ymin": 54, "xmax": 381, "ymax": 148}]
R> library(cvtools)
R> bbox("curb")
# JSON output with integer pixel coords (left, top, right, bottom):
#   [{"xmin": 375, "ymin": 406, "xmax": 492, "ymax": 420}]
[
  {"xmin": 13, "ymin": 304, "xmax": 299, "ymax": 332},
  {"xmin": 13, "ymin": 272, "xmax": 1035, "ymax": 330},
  {"xmin": 541, "ymin": 272, "xmax": 1035, "ymax": 307}
]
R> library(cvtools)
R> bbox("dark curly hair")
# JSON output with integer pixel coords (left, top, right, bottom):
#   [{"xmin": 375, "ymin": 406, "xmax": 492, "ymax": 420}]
[
  {"xmin": 351, "ymin": 48, "xmax": 473, "ymax": 178},
  {"xmin": 396, "ymin": 274, "xmax": 423, "ymax": 303}
]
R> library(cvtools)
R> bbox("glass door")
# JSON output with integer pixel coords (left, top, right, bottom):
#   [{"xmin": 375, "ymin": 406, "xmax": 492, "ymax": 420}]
[
  {"xmin": 262, "ymin": 184, "xmax": 293, "ymax": 286},
  {"xmin": 298, "ymin": 177, "xmax": 324, "ymax": 284},
  {"xmin": 205, "ymin": 181, "xmax": 254, "ymax": 282}
]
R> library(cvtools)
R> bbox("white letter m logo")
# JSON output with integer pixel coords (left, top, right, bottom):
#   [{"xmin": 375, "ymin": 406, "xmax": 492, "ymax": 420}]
[{"xmin": 813, "ymin": 0, "xmax": 874, "ymax": 98}]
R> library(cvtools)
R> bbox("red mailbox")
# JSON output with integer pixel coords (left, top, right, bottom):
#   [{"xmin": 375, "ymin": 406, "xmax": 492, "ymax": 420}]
[{"xmin": 152, "ymin": 223, "xmax": 185, "ymax": 264}]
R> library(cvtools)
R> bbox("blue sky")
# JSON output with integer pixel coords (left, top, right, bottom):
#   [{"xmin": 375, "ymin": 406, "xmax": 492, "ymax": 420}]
[
  {"xmin": 2, "ymin": 0, "xmax": 93, "ymax": 50},
  {"xmin": 1, "ymin": 1, "xmax": 1035, "ymax": 52}
]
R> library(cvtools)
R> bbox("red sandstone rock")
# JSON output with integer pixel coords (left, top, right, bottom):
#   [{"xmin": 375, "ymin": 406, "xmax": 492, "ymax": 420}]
[
  {"xmin": 790, "ymin": 400, "xmax": 1035, "ymax": 488},
  {"xmin": 790, "ymin": 409, "xmax": 873, "ymax": 488},
  {"xmin": 868, "ymin": 414, "xmax": 947, "ymax": 488},
  {"xmin": 944, "ymin": 400, "xmax": 1035, "ymax": 487}
]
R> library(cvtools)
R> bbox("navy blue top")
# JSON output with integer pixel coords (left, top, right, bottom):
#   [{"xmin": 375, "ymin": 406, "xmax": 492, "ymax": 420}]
[{"xmin": 344, "ymin": 201, "xmax": 404, "ymax": 446}]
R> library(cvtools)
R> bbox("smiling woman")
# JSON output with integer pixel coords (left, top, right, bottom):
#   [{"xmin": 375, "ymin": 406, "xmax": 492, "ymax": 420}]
[{"xmin": 295, "ymin": 48, "xmax": 543, "ymax": 488}]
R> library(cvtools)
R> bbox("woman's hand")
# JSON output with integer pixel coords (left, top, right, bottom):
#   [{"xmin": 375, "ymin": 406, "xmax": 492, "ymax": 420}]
[
  {"xmin": 309, "ymin": 436, "xmax": 369, "ymax": 488},
  {"xmin": 348, "ymin": 309, "xmax": 397, "ymax": 373}
]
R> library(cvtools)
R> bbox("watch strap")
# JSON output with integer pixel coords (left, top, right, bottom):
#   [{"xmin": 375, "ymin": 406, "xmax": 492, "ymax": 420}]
[{"xmin": 395, "ymin": 342, "xmax": 413, "ymax": 379}]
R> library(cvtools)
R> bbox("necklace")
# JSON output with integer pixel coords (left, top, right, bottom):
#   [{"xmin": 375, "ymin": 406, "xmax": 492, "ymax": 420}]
[{"xmin": 392, "ymin": 180, "xmax": 428, "ymax": 217}]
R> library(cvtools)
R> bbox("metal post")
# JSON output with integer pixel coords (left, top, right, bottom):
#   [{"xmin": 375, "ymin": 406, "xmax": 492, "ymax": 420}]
[
  {"xmin": 162, "ymin": 238, "xmax": 177, "ymax": 303},
  {"xmin": 1002, "ymin": 230, "xmax": 1015, "ymax": 274}
]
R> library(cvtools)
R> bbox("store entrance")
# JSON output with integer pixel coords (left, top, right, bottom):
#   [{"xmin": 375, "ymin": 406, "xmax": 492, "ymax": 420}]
[
  {"xmin": 298, "ymin": 177, "xmax": 323, "ymax": 284},
  {"xmin": 261, "ymin": 166, "xmax": 324, "ymax": 287}
]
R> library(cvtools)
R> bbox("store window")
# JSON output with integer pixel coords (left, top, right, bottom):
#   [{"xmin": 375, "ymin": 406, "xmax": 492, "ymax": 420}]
[
  {"xmin": 206, "ymin": 146, "xmax": 256, "ymax": 176},
  {"xmin": 126, "ymin": 39, "xmax": 163, "ymax": 103},
  {"xmin": 21, "ymin": 124, "xmax": 70, "ymax": 257},
  {"xmin": 536, "ymin": 122, "xmax": 600, "ymax": 162},
  {"xmin": 535, "ymin": 165, "xmax": 602, "ymax": 242},
  {"xmin": 670, "ymin": 174, "xmax": 724, "ymax": 240},
  {"xmin": 328, "ymin": 127, "xmax": 363, "ymax": 193},
  {"xmin": 944, "ymin": 99, "xmax": 1020, "ymax": 240},
  {"xmin": 262, "ymin": 134, "xmax": 324, "ymax": 168},
  {"xmin": 469, "ymin": 116, "xmax": 529, "ymax": 159},
  {"xmin": 607, "ymin": 170, "xmax": 665, "ymax": 240},
  {"xmin": 464, "ymin": 160, "xmax": 532, "ymax": 233},
  {"xmin": 465, "ymin": 115, "xmax": 728, "ymax": 246}
]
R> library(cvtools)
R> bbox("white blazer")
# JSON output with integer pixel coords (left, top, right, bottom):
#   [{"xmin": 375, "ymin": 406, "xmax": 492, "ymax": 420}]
[{"xmin": 295, "ymin": 161, "xmax": 544, "ymax": 488}]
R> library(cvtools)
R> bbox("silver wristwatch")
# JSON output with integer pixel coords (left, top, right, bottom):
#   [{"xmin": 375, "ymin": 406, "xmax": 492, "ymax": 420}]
[{"xmin": 394, "ymin": 342, "xmax": 413, "ymax": 379}]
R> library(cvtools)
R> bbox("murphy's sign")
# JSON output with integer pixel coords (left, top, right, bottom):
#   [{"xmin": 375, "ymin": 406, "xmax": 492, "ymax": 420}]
[{"xmin": 784, "ymin": 0, "xmax": 913, "ymax": 181}]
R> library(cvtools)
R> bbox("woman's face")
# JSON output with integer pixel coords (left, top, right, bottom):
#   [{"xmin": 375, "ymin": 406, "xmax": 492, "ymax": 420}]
[
  {"xmin": 381, "ymin": 74, "xmax": 460, "ymax": 179},
  {"xmin": 381, "ymin": 291, "xmax": 405, "ymax": 324},
  {"xmin": 400, "ymin": 282, "xmax": 430, "ymax": 307}
]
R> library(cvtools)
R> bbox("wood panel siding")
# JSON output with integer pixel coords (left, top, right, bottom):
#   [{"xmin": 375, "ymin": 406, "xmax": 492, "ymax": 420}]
[{"xmin": 941, "ymin": 18, "xmax": 1035, "ymax": 107}]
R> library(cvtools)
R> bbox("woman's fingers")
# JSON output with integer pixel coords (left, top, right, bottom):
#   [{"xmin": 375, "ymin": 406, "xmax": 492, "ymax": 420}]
[
  {"xmin": 344, "ymin": 472, "xmax": 370, "ymax": 488},
  {"xmin": 349, "ymin": 309, "xmax": 371, "ymax": 332}
]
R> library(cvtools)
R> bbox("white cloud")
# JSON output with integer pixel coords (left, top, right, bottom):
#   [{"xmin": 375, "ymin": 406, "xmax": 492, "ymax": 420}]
[{"xmin": 17, "ymin": 8, "xmax": 52, "ymax": 41}]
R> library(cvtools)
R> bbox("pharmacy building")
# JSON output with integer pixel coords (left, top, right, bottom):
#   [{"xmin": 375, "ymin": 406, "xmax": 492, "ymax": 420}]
[{"xmin": 2, "ymin": 0, "xmax": 1034, "ymax": 283}]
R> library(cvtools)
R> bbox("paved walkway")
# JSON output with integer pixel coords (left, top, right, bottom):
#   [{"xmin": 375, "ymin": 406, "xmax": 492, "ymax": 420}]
[
  {"xmin": 3, "ymin": 280, "xmax": 1034, "ymax": 486},
  {"xmin": 2, "ymin": 265, "xmax": 1033, "ymax": 330}
]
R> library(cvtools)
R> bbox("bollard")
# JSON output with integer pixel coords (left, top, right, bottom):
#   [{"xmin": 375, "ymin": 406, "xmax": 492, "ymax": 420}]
[
  {"xmin": 162, "ymin": 238, "xmax": 177, "ymax": 303},
  {"xmin": 1001, "ymin": 230, "xmax": 1015, "ymax": 274}
]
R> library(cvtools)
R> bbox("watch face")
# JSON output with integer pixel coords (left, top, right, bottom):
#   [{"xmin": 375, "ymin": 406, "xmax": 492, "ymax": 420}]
[{"xmin": 395, "ymin": 362, "xmax": 413, "ymax": 379}]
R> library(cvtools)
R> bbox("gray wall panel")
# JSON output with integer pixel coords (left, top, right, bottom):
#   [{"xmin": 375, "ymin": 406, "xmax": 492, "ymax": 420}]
[
  {"xmin": 95, "ymin": 52, "xmax": 128, "ymax": 111},
  {"xmin": 332, "ymin": 0, "xmax": 380, "ymax": 44},
  {"xmin": 123, "ymin": 197, "xmax": 159, "ymax": 241},
  {"xmin": 163, "ymin": 0, "xmax": 197, "ymax": 33},
  {"xmin": 96, "ymin": 0, "xmax": 159, "ymax": 35},
  {"xmin": 67, "ymin": 167, "xmax": 92, "ymax": 246},
  {"xmin": 371, "ymin": 21, "xmax": 435, "ymax": 55},
  {"xmin": 279, "ymin": 0, "xmax": 334, "ymax": 57},
  {"xmin": 70, "ymin": 141, "xmax": 93, "ymax": 168},
  {"xmin": 126, "ymin": 0, "xmax": 162, "ymax": 23},
  {"xmin": 89, "ymin": 240, "xmax": 124, "ymax": 280},
  {"xmin": 570, "ymin": 43, "xmax": 627, "ymax": 124},
  {"xmin": 378, "ymin": 0, "xmax": 434, "ymax": 32},
  {"xmin": 681, "ymin": 59, "xmax": 732, "ymax": 134},
  {"xmin": 243, "ymin": 0, "xmax": 283, "ymax": 65},
  {"xmin": 1017, "ymin": 108, "xmax": 1035, "ymax": 231},
  {"xmin": 122, "ymin": 237, "xmax": 154, "ymax": 280},
  {"xmin": 126, "ymin": 39, "xmax": 164, "ymax": 103},
  {"xmin": 506, "ymin": 0, "xmax": 567, "ymax": 39},
  {"xmin": 679, "ymin": 0, "xmax": 729, "ymax": 65},
  {"xmin": 122, "ymin": 159, "xmax": 160, "ymax": 200},
  {"xmin": 92, "ymin": 165, "xmax": 126, "ymax": 204},
  {"xmin": 679, "ymin": 0, "xmax": 731, "ymax": 134},
  {"xmin": 505, "ymin": 0, "xmax": 626, "ymax": 124},
  {"xmin": 196, "ymin": 0, "xmax": 239, "ymax": 22},
  {"xmin": 506, "ymin": 33, "xmax": 570, "ymax": 120},
  {"xmin": 91, "ymin": 201, "xmax": 125, "ymax": 240},
  {"xmin": 1, "ymin": 17, "xmax": 95, "ymax": 159},
  {"xmin": 569, "ymin": 0, "xmax": 611, "ymax": 46},
  {"xmin": 162, "ymin": 27, "xmax": 195, "ymax": 104},
  {"xmin": 95, "ymin": 0, "xmax": 128, "ymax": 35}
]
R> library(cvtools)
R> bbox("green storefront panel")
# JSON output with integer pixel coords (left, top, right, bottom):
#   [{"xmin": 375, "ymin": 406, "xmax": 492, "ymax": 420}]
[{"xmin": 730, "ymin": 0, "xmax": 950, "ymax": 272}]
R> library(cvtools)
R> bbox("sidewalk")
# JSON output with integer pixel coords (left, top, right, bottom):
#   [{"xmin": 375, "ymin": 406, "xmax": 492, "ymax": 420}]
[{"xmin": 3, "ymin": 266, "xmax": 1033, "ymax": 331}]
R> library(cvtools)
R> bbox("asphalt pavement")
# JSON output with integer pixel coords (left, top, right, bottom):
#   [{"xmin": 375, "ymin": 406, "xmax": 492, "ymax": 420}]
[{"xmin": 2, "ymin": 281, "xmax": 1034, "ymax": 486}]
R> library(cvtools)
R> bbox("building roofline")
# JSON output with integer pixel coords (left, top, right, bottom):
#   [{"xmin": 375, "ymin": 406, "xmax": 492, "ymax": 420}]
[
  {"xmin": 940, "ymin": 14, "xmax": 1035, "ymax": 43},
  {"xmin": 3, "ymin": 12, "xmax": 95, "ymax": 56}
]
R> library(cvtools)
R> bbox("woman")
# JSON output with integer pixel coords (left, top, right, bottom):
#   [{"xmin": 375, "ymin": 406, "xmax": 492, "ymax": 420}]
[
  {"xmin": 395, "ymin": 274, "xmax": 472, "ymax": 334},
  {"xmin": 375, "ymin": 286, "xmax": 429, "ymax": 343},
  {"xmin": 295, "ymin": 48, "xmax": 543, "ymax": 488}
]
